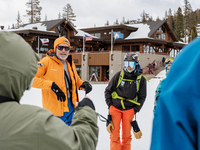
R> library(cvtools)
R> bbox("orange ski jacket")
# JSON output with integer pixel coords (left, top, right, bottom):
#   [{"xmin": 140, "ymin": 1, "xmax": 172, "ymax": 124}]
[{"xmin": 32, "ymin": 50, "xmax": 84, "ymax": 116}]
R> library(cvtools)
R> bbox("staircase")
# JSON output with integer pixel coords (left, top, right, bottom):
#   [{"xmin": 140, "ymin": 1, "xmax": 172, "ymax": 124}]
[{"xmin": 142, "ymin": 62, "xmax": 165, "ymax": 80}]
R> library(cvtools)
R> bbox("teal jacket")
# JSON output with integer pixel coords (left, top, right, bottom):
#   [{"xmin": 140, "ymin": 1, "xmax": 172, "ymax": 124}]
[
  {"xmin": 154, "ymin": 78, "xmax": 167, "ymax": 112},
  {"xmin": 151, "ymin": 37, "xmax": 200, "ymax": 149},
  {"xmin": 0, "ymin": 31, "xmax": 99, "ymax": 150}
]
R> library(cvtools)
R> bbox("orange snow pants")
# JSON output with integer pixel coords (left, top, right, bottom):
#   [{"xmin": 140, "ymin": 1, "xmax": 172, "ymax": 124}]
[{"xmin": 109, "ymin": 105, "xmax": 135, "ymax": 150}]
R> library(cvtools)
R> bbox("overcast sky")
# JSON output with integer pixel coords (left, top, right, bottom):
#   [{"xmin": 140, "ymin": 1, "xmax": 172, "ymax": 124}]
[{"xmin": 0, "ymin": 0, "xmax": 199, "ymax": 29}]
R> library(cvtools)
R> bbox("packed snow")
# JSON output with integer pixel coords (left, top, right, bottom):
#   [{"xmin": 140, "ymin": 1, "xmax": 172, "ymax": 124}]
[{"xmin": 20, "ymin": 70, "xmax": 166, "ymax": 150}]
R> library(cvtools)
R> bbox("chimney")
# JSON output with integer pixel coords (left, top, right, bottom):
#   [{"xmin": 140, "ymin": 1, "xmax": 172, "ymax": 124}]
[
  {"xmin": 32, "ymin": 27, "xmax": 38, "ymax": 30},
  {"xmin": 1, "ymin": 26, "xmax": 4, "ymax": 30}
]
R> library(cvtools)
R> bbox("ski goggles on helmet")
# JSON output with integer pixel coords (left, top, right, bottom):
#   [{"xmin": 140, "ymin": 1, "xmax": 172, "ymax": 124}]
[
  {"xmin": 57, "ymin": 46, "xmax": 70, "ymax": 51},
  {"xmin": 124, "ymin": 61, "xmax": 136, "ymax": 68}
]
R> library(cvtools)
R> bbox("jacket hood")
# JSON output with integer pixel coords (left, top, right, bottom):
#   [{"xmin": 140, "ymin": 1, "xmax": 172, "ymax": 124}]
[{"xmin": 0, "ymin": 31, "xmax": 40, "ymax": 101}]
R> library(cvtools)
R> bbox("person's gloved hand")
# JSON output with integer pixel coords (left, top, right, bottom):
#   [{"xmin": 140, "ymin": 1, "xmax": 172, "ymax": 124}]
[
  {"xmin": 79, "ymin": 81, "xmax": 92, "ymax": 94},
  {"xmin": 51, "ymin": 82, "xmax": 66, "ymax": 102},
  {"xmin": 131, "ymin": 120, "xmax": 142, "ymax": 139},
  {"xmin": 78, "ymin": 97, "xmax": 95, "ymax": 111},
  {"xmin": 106, "ymin": 115, "xmax": 114, "ymax": 134}
]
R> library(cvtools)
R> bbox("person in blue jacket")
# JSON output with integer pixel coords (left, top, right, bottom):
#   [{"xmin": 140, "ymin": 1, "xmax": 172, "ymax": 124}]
[
  {"xmin": 150, "ymin": 37, "xmax": 200, "ymax": 150},
  {"xmin": 153, "ymin": 57, "xmax": 174, "ymax": 113}
]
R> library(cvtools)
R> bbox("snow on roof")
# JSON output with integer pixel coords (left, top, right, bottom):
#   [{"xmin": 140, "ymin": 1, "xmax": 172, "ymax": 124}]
[
  {"xmin": 125, "ymin": 23, "xmax": 151, "ymax": 40},
  {"xmin": 75, "ymin": 29, "xmax": 99, "ymax": 38},
  {"xmin": 19, "ymin": 23, "xmax": 47, "ymax": 31}
]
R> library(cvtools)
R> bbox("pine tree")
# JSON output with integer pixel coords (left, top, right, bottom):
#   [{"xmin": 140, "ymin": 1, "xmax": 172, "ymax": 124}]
[
  {"xmin": 25, "ymin": 0, "xmax": 42, "ymax": 23},
  {"xmin": 167, "ymin": 8, "xmax": 175, "ymax": 31},
  {"xmin": 174, "ymin": 7, "xmax": 184, "ymax": 41},
  {"xmin": 105, "ymin": 20, "xmax": 109, "ymax": 26},
  {"xmin": 11, "ymin": 24, "xmax": 15, "ymax": 29},
  {"xmin": 122, "ymin": 17, "xmax": 125, "ymax": 24},
  {"xmin": 115, "ymin": 19, "xmax": 119, "ymax": 25},
  {"xmin": 188, "ymin": 26, "xmax": 197, "ymax": 42},
  {"xmin": 62, "ymin": 4, "xmax": 76, "ymax": 27},
  {"xmin": 16, "ymin": 11, "xmax": 22, "ymax": 28},
  {"xmin": 183, "ymin": 0, "xmax": 192, "ymax": 42},
  {"xmin": 45, "ymin": 14, "xmax": 47, "ymax": 21},
  {"xmin": 148, "ymin": 16, "xmax": 154, "ymax": 22},
  {"xmin": 188, "ymin": 10, "xmax": 196, "ymax": 29},
  {"xmin": 58, "ymin": 12, "xmax": 61, "ymax": 19},
  {"xmin": 140, "ymin": 10, "xmax": 149, "ymax": 22},
  {"xmin": 156, "ymin": 16, "xmax": 161, "ymax": 21}
]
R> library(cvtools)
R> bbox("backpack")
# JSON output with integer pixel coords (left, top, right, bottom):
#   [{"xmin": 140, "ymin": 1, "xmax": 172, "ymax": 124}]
[{"xmin": 112, "ymin": 70, "xmax": 148, "ymax": 109}]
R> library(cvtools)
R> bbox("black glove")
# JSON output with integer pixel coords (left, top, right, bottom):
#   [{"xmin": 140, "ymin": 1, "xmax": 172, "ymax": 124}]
[
  {"xmin": 106, "ymin": 115, "xmax": 112, "ymax": 126},
  {"xmin": 51, "ymin": 82, "xmax": 66, "ymax": 102},
  {"xmin": 106, "ymin": 115, "xmax": 114, "ymax": 134},
  {"xmin": 79, "ymin": 81, "xmax": 92, "ymax": 94},
  {"xmin": 78, "ymin": 97, "xmax": 95, "ymax": 111}
]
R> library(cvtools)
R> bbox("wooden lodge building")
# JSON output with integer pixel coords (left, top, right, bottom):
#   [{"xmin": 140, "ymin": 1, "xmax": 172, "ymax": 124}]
[{"xmin": 3, "ymin": 18, "xmax": 186, "ymax": 81}]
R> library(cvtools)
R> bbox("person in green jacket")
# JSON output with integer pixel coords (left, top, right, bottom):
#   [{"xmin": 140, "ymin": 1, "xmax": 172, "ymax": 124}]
[{"xmin": 0, "ymin": 31, "xmax": 99, "ymax": 150}]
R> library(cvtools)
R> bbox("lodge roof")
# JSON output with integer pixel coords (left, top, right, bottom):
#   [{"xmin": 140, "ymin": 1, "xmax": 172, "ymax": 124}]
[{"xmin": 20, "ymin": 18, "xmax": 77, "ymax": 32}]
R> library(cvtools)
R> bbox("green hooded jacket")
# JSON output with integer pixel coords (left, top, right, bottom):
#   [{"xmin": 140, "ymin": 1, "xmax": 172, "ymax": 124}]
[{"xmin": 0, "ymin": 31, "xmax": 99, "ymax": 150}]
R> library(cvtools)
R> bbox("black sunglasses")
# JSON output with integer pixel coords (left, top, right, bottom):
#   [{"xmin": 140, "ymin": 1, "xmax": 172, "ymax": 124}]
[{"xmin": 57, "ymin": 46, "xmax": 70, "ymax": 51}]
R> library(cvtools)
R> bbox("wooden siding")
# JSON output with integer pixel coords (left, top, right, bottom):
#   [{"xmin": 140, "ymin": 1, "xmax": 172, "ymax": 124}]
[
  {"xmin": 88, "ymin": 53, "xmax": 109, "ymax": 65},
  {"xmin": 71, "ymin": 53, "xmax": 82, "ymax": 65}
]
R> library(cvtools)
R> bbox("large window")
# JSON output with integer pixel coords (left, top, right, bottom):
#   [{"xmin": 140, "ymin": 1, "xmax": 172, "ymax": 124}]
[
  {"xmin": 76, "ymin": 66, "xmax": 81, "ymax": 77},
  {"xmin": 91, "ymin": 33, "xmax": 101, "ymax": 38},
  {"xmin": 122, "ymin": 46, "xmax": 130, "ymax": 51},
  {"xmin": 131, "ymin": 45, "xmax": 139, "ymax": 51},
  {"xmin": 156, "ymin": 33, "xmax": 161, "ymax": 39},
  {"xmin": 89, "ymin": 66, "xmax": 100, "ymax": 77},
  {"xmin": 55, "ymin": 25, "xmax": 68, "ymax": 38},
  {"xmin": 156, "ymin": 25, "xmax": 166, "ymax": 40}
]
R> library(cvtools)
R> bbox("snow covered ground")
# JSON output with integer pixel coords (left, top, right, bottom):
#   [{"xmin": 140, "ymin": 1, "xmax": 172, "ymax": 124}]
[{"xmin": 20, "ymin": 70, "xmax": 166, "ymax": 150}]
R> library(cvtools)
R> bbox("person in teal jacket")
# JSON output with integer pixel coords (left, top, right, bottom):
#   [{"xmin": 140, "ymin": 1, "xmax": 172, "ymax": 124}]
[
  {"xmin": 154, "ymin": 57, "xmax": 173, "ymax": 112},
  {"xmin": 150, "ymin": 37, "xmax": 200, "ymax": 149},
  {"xmin": 0, "ymin": 31, "xmax": 99, "ymax": 150}
]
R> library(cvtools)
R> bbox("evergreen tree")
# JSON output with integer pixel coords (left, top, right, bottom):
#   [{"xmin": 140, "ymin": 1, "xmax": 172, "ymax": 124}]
[
  {"xmin": 174, "ymin": 7, "xmax": 184, "ymax": 41},
  {"xmin": 58, "ymin": 12, "xmax": 61, "ymax": 19},
  {"xmin": 121, "ymin": 17, "xmax": 125, "ymax": 24},
  {"xmin": 188, "ymin": 10, "xmax": 196, "ymax": 29},
  {"xmin": 195, "ymin": 9, "xmax": 200, "ymax": 24},
  {"xmin": 183, "ymin": 0, "xmax": 192, "ymax": 42},
  {"xmin": 140, "ymin": 10, "xmax": 149, "ymax": 22},
  {"xmin": 11, "ymin": 24, "xmax": 15, "ymax": 29},
  {"xmin": 45, "ymin": 14, "xmax": 47, "ymax": 21},
  {"xmin": 156, "ymin": 16, "xmax": 161, "ymax": 21},
  {"xmin": 148, "ymin": 16, "xmax": 154, "ymax": 22},
  {"xmin": 167, "ymin": 8, "xmax": 175, "ymax": 31},
  {"xmin": 105, "ymin": 20, "xmax": 109, "ymax": 26},
  {"xmin": 164, "ymin": 10, "xmax": 168, "ymax": 20},
  {"xmin": 25, "ymin": 0, "xmax": 42, "ymax": 23},
  {"xmin": 188, "ymin": 26, "xmax": 197, "ymax": 42},
  {"xmin": 115, "ymin": 19, "xmax": 119, "ymax": 25},
  {"xmin": 62, "ymin": 4, "xmax": 76, "ymax": 27},
  {"xmin": 16, "ymin": 11, "xmax": 22, "ymax": 28}
]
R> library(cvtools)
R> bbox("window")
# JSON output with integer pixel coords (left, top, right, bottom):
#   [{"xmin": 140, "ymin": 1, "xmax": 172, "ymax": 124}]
[
  {"xmin": 131, "ymin": 45, "xmax": 139, "ymax": 51},
  {"xmin": 156, "ymin": 33, "xmax": 161, "ymax": 39},
  {"xmin": 55, "ymin": 25, "xmax": 68, "ymax": 38},
  {"xmin": 91, "ymin": 33, "xmax": 101, "ymax": 38},
  {"xmin": 162, "ymin": 34, "xmax": 166, "ymax": 40},
  {"xmin": 162, "ymin": 26, "xmax": 166, "ymax": 33},
  {"xmin": 76, "ymin": 66, "xmax": 81, "ymax": 77},
  {"xmin": 122, "ymin": 46, "xmax": 130, "ymax": 51},
  {"xmin": 89, "ymin": 66, "xmax": 100, "ymax": 77}
]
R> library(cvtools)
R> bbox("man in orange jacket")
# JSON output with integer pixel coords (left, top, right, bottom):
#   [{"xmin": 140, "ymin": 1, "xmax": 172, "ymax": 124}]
[{"xmin": 32, "ymin": 36, "xmax": 92, "ymax": 125}]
